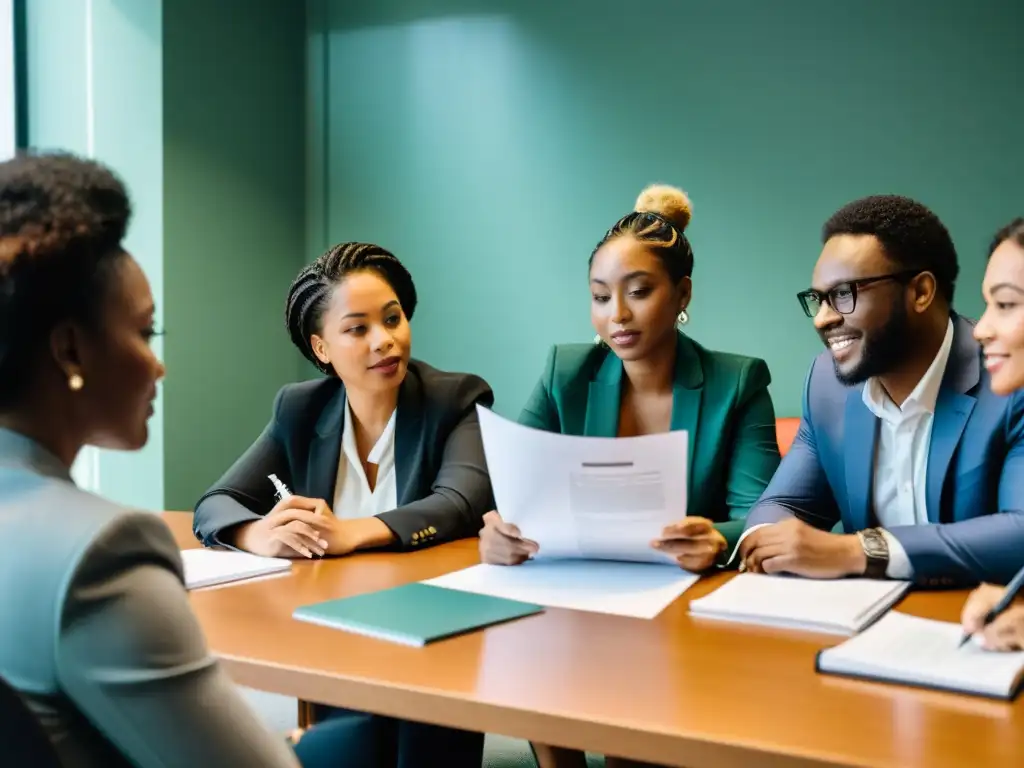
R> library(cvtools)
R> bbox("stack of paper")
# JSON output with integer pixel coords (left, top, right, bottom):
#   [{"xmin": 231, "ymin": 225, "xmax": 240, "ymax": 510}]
[
  {"xmin": 817, "ymin": 611, "xmax": 1024, "ymax": 700},
  {"xmin": 180, "ymin": 548, "xmax": 292, "ymax": 590},
  {"xmin": 423, "ymin": 560, "xmax": 699, "ymax": 619},
  {"xmin": 688, "ymin": 573, "xmax": 910, "ymax": 634}
]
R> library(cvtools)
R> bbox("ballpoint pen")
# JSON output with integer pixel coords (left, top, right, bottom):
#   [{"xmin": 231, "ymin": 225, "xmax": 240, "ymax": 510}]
[
  {"xmin": 959, "ymin": 562, "xmax": 1024, "ymax": 648},
  {"xmin": 268, "ymin": 474, "xmax": 323, "ymax": 559},
  {"xmin": 268, "ymin": 473, "xmax": 292, "ymax": 501}
]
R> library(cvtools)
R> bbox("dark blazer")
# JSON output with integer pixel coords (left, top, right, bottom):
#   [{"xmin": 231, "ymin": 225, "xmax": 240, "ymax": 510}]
[
  {"xmin": 193, "ymin": 360, "xmax": 494, "ymax": 550},
  {"xmin": 520, "ymin": 332, "xmax": 782, "ymax": 552},
  {"xmin": 746, "ymin": 314, "xmax": 1024, "ymax": 587}
]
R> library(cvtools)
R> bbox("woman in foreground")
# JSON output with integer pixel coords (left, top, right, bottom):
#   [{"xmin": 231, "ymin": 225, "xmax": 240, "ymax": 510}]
[
  {"xmin": 963, "ymin": 217, "xmax": 1024, "ymax": 651},
  {"xmin": 479, "ymin": 184, "xmax": 783, "ymax": 768},
  {"xmin": 0, "ymin": 153, "xmax": 305, "ymax": 766}
]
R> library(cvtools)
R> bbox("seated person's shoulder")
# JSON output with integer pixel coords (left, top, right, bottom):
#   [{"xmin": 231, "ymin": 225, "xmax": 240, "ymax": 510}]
[
  {"xmin": 408, "ymin": 359, "xmax": 495, "ymax": 412},
  {"xmin": 540, "ymin": 342, "xmax": 613, "ymax": 391},
  {"xmin": 697, "ymin": 345, "xmax": 771, "ymax": 386},
  {"xmin": 44, "ymin": 489, "xmax": 182, "ymax": 588},
  {"xmin": 268, "ymin": 377, "xmax": 343, "ymax": 428}
]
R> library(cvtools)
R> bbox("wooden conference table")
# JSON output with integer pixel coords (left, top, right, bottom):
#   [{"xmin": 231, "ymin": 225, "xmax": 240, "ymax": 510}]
[{"xmin": 165, "ymin": 512, "xmax": 1024, "ymax": 768}]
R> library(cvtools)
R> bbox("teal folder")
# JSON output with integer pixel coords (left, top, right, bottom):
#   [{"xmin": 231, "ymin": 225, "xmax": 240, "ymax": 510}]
[{"xmin": 292, "ymin": 583, "xmax": 544, "ymax": 647}]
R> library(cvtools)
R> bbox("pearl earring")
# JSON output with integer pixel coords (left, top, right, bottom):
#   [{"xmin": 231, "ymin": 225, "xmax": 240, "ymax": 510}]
[
  {"xmin": 677, "ymin": 309, "xmax": 690, "ymax": 327},
  {"xmin": 68, "ymin": 374, "xmax": 84, "ymax": 391}
]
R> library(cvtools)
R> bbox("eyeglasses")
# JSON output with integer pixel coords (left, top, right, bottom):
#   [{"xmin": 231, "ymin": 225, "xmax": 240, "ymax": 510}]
[{"xmin": 796, "ymin": 269, "xmax": 923, "ymax": 318}]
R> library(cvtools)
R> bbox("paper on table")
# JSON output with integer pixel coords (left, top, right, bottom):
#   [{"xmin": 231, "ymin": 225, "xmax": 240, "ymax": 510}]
[
  {"xmin": 817, "ymin": 611, "xmax": 1024, "ymax": 700},
  {"xmin": 477, "ymin": 405, "xmax": 687, "ymax": 564},
  {"xmin": 423, "ymin": 560, "xmax": 699, "ymax": 619},
  {"xmin": 688, "ymin": 573, "xmax": 910, "ymax": 634},
  {"xmin": 180, "ymin": 548, "xmax": 292, "ymax": 591}
]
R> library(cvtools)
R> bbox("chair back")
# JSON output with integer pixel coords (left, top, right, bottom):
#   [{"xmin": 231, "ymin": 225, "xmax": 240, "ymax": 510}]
[
  {"xmin": 0, "ymin": 674, "xmax": 63, "ymax": 767},
  {"xmin": 776, "ymin": 417, "xmax": 800, "ymax": 457}
]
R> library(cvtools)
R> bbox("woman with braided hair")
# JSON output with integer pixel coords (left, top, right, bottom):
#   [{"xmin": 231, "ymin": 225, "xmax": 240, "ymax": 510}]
[{"xmin": 194, "ymin": 241, "xmax": 491, "ymax": 767}]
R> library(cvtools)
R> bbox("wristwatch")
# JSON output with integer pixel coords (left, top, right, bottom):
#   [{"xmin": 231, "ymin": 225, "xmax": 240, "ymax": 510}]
[{"xmin": 857, "ymin": 528, "xmax": 890, "ymax": 579}]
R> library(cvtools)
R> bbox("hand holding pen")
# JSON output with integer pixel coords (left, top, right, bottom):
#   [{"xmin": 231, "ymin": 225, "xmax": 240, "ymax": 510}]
[
  {"xmin": 226, "ymin": 475, "xmax": 331, "ymax": 559},
  {"xmin": 960, "ymin": 563, "xmax": 1024, "ymax": 651}
]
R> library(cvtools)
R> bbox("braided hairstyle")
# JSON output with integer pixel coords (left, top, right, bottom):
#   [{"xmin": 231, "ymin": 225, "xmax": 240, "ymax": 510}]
[
  {"xmin": 0, "ymin": 152, "xmax": 131, "ymax": 406},
  {"xmin": 590, "ymin": 184, "xmax": 695, "ymax": 283},
  {"xmin": 286, "ymin": 242, "xmax": 417, "ymax": 374}
]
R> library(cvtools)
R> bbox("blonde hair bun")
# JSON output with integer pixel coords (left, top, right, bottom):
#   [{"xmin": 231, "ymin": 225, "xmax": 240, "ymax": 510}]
[{"xmin": 634, "ymin": 184, "xmax": 692, "ymax": 232}]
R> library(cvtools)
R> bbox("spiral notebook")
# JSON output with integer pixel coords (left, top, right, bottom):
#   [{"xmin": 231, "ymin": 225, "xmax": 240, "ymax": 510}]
[{"xmin": 817, "ymin": 611, "xmax": 1024, "ymax": 700}]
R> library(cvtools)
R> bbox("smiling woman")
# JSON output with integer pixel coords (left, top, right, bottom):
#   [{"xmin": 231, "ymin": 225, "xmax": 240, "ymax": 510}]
[
  {"xmin": 192, "ymin": 240, "xmax": 493, "ymax": 768},
  {"xmin": 975, "ymin": 218, "xmax": 1024, "ymax": 396}
]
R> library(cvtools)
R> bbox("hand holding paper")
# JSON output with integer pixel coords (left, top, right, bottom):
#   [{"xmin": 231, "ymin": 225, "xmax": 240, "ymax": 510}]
[
  {"xmin": 476, "ymin": 406, "xmax": 688, "ymax": 564},
  {"xmin": 652, "ymin": 517, "xmax": 727, "ymax": 572},
  {"xmin": 479, "ymin": 511, "xmax": 539, "ymax": 565}
]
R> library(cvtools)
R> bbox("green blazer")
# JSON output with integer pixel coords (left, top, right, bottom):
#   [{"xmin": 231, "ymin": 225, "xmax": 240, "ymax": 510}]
[{"xmin": 519, "ymin": 332, "xmax": 781, "ymax": 552}]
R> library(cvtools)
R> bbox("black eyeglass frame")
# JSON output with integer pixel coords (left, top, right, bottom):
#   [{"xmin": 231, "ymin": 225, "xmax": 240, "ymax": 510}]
[{"xmin": 796, "ymin": 269, "xmax": 924, "ymax": 318}]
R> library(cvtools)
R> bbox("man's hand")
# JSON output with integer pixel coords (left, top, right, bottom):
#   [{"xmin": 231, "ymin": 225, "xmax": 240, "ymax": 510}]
[
  {"xmin": 651, "ymin": 517, "xmax": 726, "ymax": 572},
  {"xmin": 479, "ymin": 511, "xmax": 539, "ymax": 565},
  {"xmin": 740, "ymin": 518, "xmax": 866, "ymax": 579},
  {"xmin": 962, "ymin": 584, "xmax": 1024, "ymax": 651}
]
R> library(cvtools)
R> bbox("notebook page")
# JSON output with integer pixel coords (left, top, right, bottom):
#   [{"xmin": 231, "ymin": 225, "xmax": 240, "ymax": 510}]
[
  {"xmin": 819, "ymin": 612, "xmax": 1024, "ymax": 698},
  {"xmin": 688, "ymin": 574, "xmax": 909, "ymax": 633},
  {"xmin": 180, "ymin": 548, "xmax": 292, "ymax": 590}
]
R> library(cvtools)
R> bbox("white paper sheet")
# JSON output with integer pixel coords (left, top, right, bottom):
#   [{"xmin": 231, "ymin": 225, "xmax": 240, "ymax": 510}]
[
  {"xmin": 423, "ymin": 560, "xmax": 699, "ymax": 619},
  {"xmin": 477, "ymin": 406, "xmax": 687, "ymax": 564},
  {"xmin": 180, "ymin": 548, "xmax": 292, "ymax": 591}
]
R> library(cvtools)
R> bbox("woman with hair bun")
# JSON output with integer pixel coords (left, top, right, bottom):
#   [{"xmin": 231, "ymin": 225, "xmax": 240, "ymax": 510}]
[
  {"xmin": 193, "ymin": 241, "xmax": 492, "ymax": 767},
  {"xmin": 479, "ymin": 184, "xmax": 783, "ymax": 766}
]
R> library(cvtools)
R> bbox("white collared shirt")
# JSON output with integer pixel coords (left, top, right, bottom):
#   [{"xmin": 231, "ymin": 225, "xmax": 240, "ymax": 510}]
[
  {"xmin": 732, "ymin": 319, "xmax": 955, "ymax": 578},
  {"xmin": 332, "ymin": 401, "xmax": 398, "ymax": 519},
  {"xmin": 862, "ymin": 318, "xmax": 954, "ymax": 578}
]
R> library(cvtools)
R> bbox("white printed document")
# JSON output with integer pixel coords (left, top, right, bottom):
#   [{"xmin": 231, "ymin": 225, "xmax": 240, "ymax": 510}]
[
  {"xmin": 180, "ymin": 548, "xmax": 292, "ymax": 590},
  {"xmin": 477, "ymin": 406, "xmax": 687, "ymax": 564},
  {"xmin": 688, "ymin": 573, "xmax": 910, "ymax": 634},
  {"xmin": 423, "ymin": 560, "xmax": 699, "ymax": 619},
  {"xmin": 817, "ymin": 611, "xmax": 1024, "ymax": 700}
]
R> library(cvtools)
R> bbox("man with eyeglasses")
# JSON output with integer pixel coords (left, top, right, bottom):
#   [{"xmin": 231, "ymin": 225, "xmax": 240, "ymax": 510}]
[{"xmin": 738, "ymin": 195, "xmax": 1024, "ymax": 587}]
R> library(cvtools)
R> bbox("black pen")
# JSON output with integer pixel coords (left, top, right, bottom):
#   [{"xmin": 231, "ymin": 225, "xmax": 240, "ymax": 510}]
[{"xmin": 959, "ymin": 562, "xmax": 1024, "ymax": 648}]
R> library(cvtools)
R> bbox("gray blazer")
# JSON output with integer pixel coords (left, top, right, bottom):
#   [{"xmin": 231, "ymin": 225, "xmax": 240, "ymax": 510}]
[{"xmin": 0, "ymin": 428, "xmax": 298, "ymax": 768}]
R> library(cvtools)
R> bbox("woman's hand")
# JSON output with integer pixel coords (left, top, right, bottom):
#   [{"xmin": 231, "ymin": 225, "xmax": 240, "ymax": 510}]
[
  {"xmin": 232, "ymin": 497, "xmax": 397, "ymax": 558},
  {"xmin": 651, "ymin": 517, "xmax": 727, "ymax": 572},
  {"xmin": 962, "ymin": 583, "xmax": 1024, "ymax": 651},
  {"xmin": 231, "ymin": 496, "xmax": 333, "ymax": 558},
  {"xmin": 479, "ymin": 511, "xmax": 538, "ymax": 565}
]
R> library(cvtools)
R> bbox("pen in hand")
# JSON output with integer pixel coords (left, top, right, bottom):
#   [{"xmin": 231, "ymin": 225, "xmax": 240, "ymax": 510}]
[
  {"xmin": 959, "ymin": 562, "xmax": 1024, "ymax": 648},
  {"xmin": 268, "ymin": 473, "xmax": 323, "ymax": 559}
]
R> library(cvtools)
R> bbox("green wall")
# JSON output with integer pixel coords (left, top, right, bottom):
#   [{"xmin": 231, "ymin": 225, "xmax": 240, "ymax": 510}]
[
  {"xmin": 312, "ymin": 0, "xmax": 1023, "ymax": 417},
  {"xmin": 163, "ymin": 0, "xmax": 307, "ymax": 510},
  {"xmin": 25, "ymin": 0, "xmax": 165, "ymax": 510}
]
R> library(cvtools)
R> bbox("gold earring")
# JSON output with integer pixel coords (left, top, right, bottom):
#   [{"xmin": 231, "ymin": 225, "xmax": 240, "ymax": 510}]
[{"xmin": 68, "ymin": 374, "xmax": 84, "ymax": 391}]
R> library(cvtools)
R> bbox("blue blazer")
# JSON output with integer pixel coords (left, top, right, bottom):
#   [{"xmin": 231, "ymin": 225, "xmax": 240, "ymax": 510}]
[{"xmin": 746, "ymin": 314, "xmax": 1024, "ymax": 587}]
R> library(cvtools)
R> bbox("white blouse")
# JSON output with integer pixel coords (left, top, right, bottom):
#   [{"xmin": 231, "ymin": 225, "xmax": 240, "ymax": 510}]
[{"xmin": 332, "ymin": 401, "xmax": 398, "ymax": 518}]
